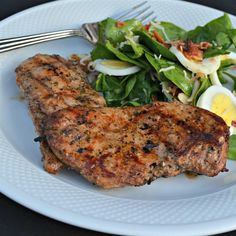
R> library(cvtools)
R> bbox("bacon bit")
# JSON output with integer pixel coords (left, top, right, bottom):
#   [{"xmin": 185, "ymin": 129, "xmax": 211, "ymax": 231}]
[
  {"xmin": 144, "ymin": 23, "xmax": 151, "ymax": 31},
  {"xmin": 173, "ymin": 40, "xmax": 212, "ymax": 61},
  {"xmin": 199, "ymin": 42, "xmax": 212, "ymax": 50},
  {"xmin": 232, "ymin": 120, "xmax": 236, "ymax": 127},
  {"xmin": 152, "ymin": 31, "xmax": 170, "ymax": 48},
  {"xmin": 153, "ymin": 31, "xmax": 165, "ymax": 44},
  {"xmin": 180, "ymin": 40, "xmax": 203, "ymax": 61},
  {"xmin": 183, "ymin": 48, "xmax": 202, "ymax": 61},
  {"xmin": 116, "ymin": 21, "xmax": 126, "ymax": 28}
]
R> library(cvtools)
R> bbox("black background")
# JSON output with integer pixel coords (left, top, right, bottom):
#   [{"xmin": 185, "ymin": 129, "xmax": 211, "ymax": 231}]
[{"xmin": 0, "ymin": 1, "xmax": 236, "ymax": 236}]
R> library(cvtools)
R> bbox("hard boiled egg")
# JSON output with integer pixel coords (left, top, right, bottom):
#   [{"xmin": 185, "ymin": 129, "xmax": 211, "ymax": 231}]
[
  {"xmin": 169, "ymin": 46, "xmax": 221, "ymax": 75},
  {"xmin": 93, "ymin": 59, "xmax": 140, "ymax": 76},
  {"xmin": 197, "ymin": 85, "xmax": 236, "ymax": 135}
]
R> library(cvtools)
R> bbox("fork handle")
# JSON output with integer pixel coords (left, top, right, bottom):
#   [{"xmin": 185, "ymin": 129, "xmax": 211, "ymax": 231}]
[{"xmin": 0, "ymin": 29, "xmax": 84, "ymax": 53}]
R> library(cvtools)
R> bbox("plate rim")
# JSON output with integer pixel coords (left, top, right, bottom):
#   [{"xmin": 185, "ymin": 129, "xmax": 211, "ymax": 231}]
[
  {"xmin": 1, "ymin": 0, "xmax": 236, "ymax": 236},
  {"xmin": 2, "ymin": 174, "xmax": 236, "ymax": 236}
]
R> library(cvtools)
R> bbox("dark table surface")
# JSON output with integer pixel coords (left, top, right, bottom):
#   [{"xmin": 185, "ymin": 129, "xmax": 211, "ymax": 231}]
[{"xmin": 0, "ymin": 0, "xmax": 236, "ymax": 236}]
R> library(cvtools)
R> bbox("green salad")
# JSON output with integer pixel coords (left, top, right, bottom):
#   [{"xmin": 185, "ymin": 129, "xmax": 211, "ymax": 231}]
[{"xmin": 86, "ymin": 13, "xmax": 236, "ymax": 159}]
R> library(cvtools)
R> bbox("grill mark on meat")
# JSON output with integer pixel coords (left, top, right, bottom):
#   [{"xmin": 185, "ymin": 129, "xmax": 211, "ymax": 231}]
[
  {"xmin": 133, "ymin": 105, "xmax": 226, "ymax": 159},
  {"xmin": 98, "ymin": 154, "xmax": 116, "ymax": 178},
  {"xmin": 44, "ymin": 101, "xmax": 229, "ymax": 188},
  {"xmin": 16, "ymin": 54, "xmax": 106, "ymax": 174},
  {"xmin": 28, "ymin": 63, "xmax": 75, "ymax": 103}
]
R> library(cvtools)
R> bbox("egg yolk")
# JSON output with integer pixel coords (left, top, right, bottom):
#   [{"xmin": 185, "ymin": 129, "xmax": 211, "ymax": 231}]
[{"xmin": 211, "ymin": 93, "xmax": 236, "ymax": 126}]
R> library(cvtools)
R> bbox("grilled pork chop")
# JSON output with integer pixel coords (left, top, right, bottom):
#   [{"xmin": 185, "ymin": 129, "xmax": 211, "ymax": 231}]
[
  {"xmin": 44, "ymin": 102, "xmax": 229, "ymax": 188},
  {"xmin": 16, "ymin": 54, "xmax": 105, "ymax": 173}
]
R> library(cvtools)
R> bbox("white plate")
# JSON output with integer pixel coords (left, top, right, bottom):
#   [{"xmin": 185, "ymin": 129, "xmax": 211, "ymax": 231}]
[{"xmin": 0, "ymin": 0, "xmax": 236, "ymax": 235}]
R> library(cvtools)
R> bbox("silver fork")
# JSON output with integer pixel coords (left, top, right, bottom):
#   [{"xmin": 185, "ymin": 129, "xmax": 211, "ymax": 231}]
[{"xmin": 0, "ymin": 1, "xmax": 155, "ymax": 53}]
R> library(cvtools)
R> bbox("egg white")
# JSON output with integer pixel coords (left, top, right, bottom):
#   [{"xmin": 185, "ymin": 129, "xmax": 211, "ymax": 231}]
[
  {"xmin": 209, "ymin": 71, "xmax": 222, "ymax": 86},
  {"xmin": 93, "ymin": 59, "xmax": 141, "ymax": 76},
  {"xmin": 169, "ymin": 46, "xmax": 221, "ymax": 75},
  {"xmin": 197, "ymin": 85, "xmax": 236, "ymax": 109}
]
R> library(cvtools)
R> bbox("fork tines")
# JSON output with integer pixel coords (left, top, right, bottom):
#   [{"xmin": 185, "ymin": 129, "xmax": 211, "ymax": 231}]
[{"xmin": 117, "ymin": 1, "xmax": 156, "ymax": 24}]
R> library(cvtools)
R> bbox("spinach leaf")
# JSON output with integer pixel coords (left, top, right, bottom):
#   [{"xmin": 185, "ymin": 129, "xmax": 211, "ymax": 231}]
[
  {"xmin": 121, "ymin": 43, "xmax": 152, "ymax": 59},
  {"xmin": 217, "ymin": 70, "xmax": 228, "ymax": 84},
  {"xmin": 162, "ymin": 65, "xmax": 193, "ymax": 96},
  {"xmin": 217, "ymin": 57, "xmax": 236, "ymax": 90},
  {"xmin": 94, "ymin": 71, "xmax": 159, "ymax": 106},
  {"xmin": 105, "ymin": 41, "xmax": 145, "ymax": 68},
  {"xmin": 91, "ymin": 43, "xmax": 117, "ymax": 60},
  {"xmin": 95, "ymin": 73, "xmax": 122, "ymax": 92},
  {"xmin": 204, "ymin": 32, "xmax": 232, "ymax": 58},
  {"xmin": 219, "ymin": 58, "xmax": 236, "ymax": 70},
  {"xmin": 98, "ymin": 18, "xmax": 143, "ymax": 45},
  {"xmin": 145, "ymin": 53, "xmax": 161, "ymax": 71},
  {"xmin": 186, "ymin": 14, "xmax": 236, "ymax": 58},
  {"xmin": 137, "ymin": 31, "xmax": 177, "ymax": 61},
  {"xmin": 127, "ymin": 71, "xmax": 160, "ymax": 105},
  {"xmin": 228, "ymin": 29, "xmax": 236, "ymax": 47},
  {"xmin": 125, "ymin": 43, "xmax": 143, "ymax": 59},
  {"xmin": 123, "ymin": 76, "xmax": 137, "ymax": 98},
  {"xmin": 193, "ymin": 76, "xmax": 211, "ymax": 105},
  {"xmin": 204, "ymin": 47, "xmax": 230, "ymax": 58},
  {"xmin": 146, "ymin": 54, "xmax": 193, "ymax": 96},
  {"xmin": 187, "ymin": 13, "xmax": 233, "ymax": 43},
  {"xmin": 120, "ymin": 35, "xmax": 144, "ymax": 59},
  {"xmin": 216, "ymin": 32, "xmax": 232, "ymax": 48},
  {"xmin": 223, "ymin": 71, "xmax": 236, "ymax": 90},
  {"xmin": 149, "ymin": 21, "xmax": 186, "ymax": 41},
  {"xmin": 228, "ymin": 135, "xmax": 236, "ymax": 160}
]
